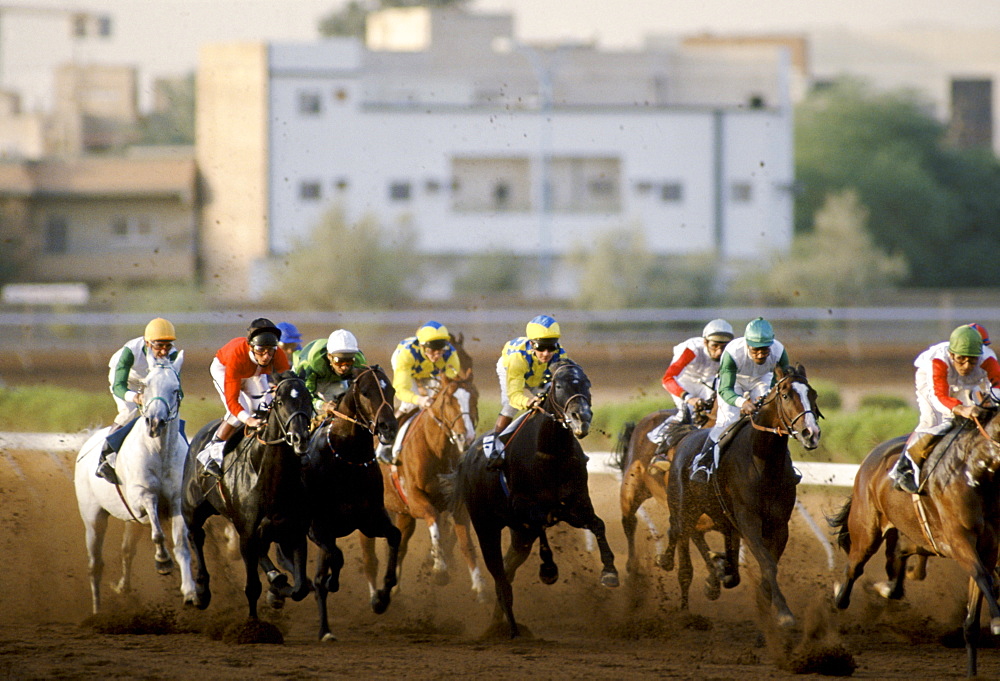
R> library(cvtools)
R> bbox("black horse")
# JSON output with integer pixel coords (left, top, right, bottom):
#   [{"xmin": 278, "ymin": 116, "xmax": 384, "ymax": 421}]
[
  {"xmin": 665, "ymin": 364, "xmax": 821, "ymax": 625},
  {"xmin": 451, "ymin": 359, "xmax": 619, "ymax": 638},
  {"xmin": 299, "ymin": 364, "xmax": 401, "ymax": 642},
  {"xmin": 181, "ymin": 371, "xmax": 313, "ymax": 619}
]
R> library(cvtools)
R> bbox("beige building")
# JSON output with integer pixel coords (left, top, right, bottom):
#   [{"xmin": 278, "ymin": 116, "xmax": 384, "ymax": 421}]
[{"xmin": 0, "ymin": 152, "xmax": 198, "ymax": 284}]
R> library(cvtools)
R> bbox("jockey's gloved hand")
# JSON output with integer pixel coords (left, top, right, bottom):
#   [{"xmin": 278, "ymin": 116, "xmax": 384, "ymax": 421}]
[
  {"xmin": 954, "ymin": 404, "xmax": 986, "ymax": 420},
  {"xmin": 418, "ymin": 395, "xmax": 434, "ymax": 409},
  {"xmin": 528, "ymin": 395, "xmax": 544, "ymax": 410},
  {"xmin": 740, "ymin": 400, "xmax": 758, "ymax": 416}
]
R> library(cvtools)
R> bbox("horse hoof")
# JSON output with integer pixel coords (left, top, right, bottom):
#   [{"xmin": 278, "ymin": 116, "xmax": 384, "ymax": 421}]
[
  {"xmin": 371, "ymin": 591, "xmax": 391, "ymax": 615},
  {"xmin": 320, "ymin": 632, "xmax": 338, "ymax": 643},
  {"xmin": 704, "ymin": 581, "xmax": 721, "ymax": 601},
  {"xmin": 266, "ymin": 591, "xmax": 286, "ymax": 610},
  {"xmin": 657, "ymin": 553, "xmax": 674, "ymax": 572},
  {"xmin": 873, "ymin": 581, "xmax": 893, "ymax": 599},
  {"xmin": 155, "ymin": 558, "xmax": 174, "ymax": 575},
  {"xmin": 539, "ymin": 564, "xmax": 559, "ymax": 585},
  {"xmin": 991, "ymin": 617, "xmax": 1000, "ymax": 636},
  {"xmin": 291, "ymin": 585, "xmax": 312, "ymax": 602},
  {"xmin": 196, "ymin": 592, "xmax": 211, "ymax": 610},
  {"xmin": 600, "ymin": 570, "xmax": 620, "ymax": 588},
  {"xmin": 777, "ymin": 613, "xmax": 796, "ymax": 628},
  {"xmin": 433, "ymin": 570, "xmax": 451, "ymax": 587},
  {"xmin": 722, "ymin": 574, "xmax": 740, "ymax": 589}
]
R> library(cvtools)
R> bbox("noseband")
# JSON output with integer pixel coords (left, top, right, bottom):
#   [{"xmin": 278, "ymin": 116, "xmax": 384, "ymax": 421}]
[
  {"xmin": 255, "ymin": 377, "xmax": 312, "ymax": 446},
  {"xmin": 139, "ymin": 365, "xmax": 182, "ymax": 423},
  {"xmin": 750, "ymin": 374, "xmax": 817, "ymax": 439}
]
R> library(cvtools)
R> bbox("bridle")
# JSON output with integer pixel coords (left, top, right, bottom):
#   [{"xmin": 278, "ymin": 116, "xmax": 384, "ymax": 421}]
[
  {"xmin": 254, "ymin": 376, "xmax": 312, "ymax": 446},
  {"xmin": 421, "ymin": 380, "xmax": 476, "ymax": 448},
  {"xmin": 325, "ymin": 366, "xmax": 394, "ymax": 435},
  {"xmin": 749, "ymin": 373, "xmax": 819, "ymax": 440},
  {"xmin": 535, "ymin": 362, "xmax": 591, "ymax": 430},
  {"xmin": 138, "ymin": 363, "xmax": 182, "ymax": 424}
]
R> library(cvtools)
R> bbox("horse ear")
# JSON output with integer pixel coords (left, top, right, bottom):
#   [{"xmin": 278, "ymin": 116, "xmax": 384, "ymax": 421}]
[
  {"xmin": 173, "ymin": 349, "xmax": 185, "ymax": 372},
  {"xmin": 796, "ymin": 363, "xmax": 807, "ymax": 379},
  {"xmin": 774, "ymin": 364, "xmax": 787, "ymax": 379}
]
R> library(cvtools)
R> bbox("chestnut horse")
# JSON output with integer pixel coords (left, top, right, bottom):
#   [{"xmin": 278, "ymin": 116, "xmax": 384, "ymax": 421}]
[
  {"xmin": 830, "ymin": 411, "xmax": 1000, "ymax": 677},
  {"xmin": 665, "ymin": 364, "xmax": 821, "ymax": 626},
  {"xmin": 451, "ymin": 359, "xmax": 619, "ymax": 638},
  {"xmin": 612, "ymin": 404, "xmax": 719, "ymax": 601},
  {"xmin": 364, "ymin": 374, "xmax": 486, "ymax": 600}
]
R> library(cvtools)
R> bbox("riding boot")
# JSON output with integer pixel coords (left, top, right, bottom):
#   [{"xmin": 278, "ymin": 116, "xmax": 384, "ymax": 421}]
[
  {"xmin": 649, "ymin": 439, "xmax": 672, "ymax": 474},
  {"xmin": 690, "ymin": 437, "xmax": 717, "ymax": 483},
  {"xmin": 95, "ymin": 441, "xmax": 120, "ymax": 484},
  {"xmin": 484, "ymin": 414, "xmax": 513, "ymax": 471},
  {"xmin": 198, "ymin": 421, "xmax": 236, "ymax": 479}
]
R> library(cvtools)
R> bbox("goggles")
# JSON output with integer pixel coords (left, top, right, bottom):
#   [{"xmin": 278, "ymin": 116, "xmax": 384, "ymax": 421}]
[
  {"xmin": 422, "ymin": 339, "xmax": 449, "ymax": 351},
  {"xmin": 532, "ymin": 340, "xmax": 559, "ymax": 352},
  {"xmin": 329, "ymin": 353, "xmax": 356, "ymax": 366},
  {"xmin": 149, "ymin": 340, "xmax": 174, "ymax": 351}
]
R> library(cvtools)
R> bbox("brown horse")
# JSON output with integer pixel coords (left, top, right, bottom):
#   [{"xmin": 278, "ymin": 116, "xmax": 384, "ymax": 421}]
[
  {"xmin": 612, "ymin": 406, "xmax": 721, "ymax": 602},
  {"xmin": 665, "ymin": 364, "xmax": 821, "ymax": 626},
  {"xmin": 361, "ymin": 373, "xmax": 486, "ymax": 600},
  {"xmin": 830, "ymin": 413, "xmax": 1000, "ymax": 677}
]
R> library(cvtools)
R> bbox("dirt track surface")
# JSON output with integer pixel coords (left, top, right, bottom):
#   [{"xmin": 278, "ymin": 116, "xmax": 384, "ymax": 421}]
[{"xmin": 2, "ymin": 442, "xmax": 999, "ymax": 680}]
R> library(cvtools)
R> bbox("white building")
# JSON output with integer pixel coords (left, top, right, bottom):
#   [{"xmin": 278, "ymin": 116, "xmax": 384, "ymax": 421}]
[{"xmin": 197, "ymin": 8, "xmax": 794, "ymax": 301}]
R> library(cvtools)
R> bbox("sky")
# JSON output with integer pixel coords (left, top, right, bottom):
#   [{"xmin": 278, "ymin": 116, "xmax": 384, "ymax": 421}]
[{"xmin": 1, "ymin": 0, "xmax": 997, "ymax": 110}]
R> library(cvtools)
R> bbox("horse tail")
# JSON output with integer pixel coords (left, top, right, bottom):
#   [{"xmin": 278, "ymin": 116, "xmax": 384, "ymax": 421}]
[
  {"xmin": 826, "ymin": 498, "xmax": 852, "ymax": 553},
  {"xmin": 610, "ymin": 422, "xmax": 636, "ymax": 473}
]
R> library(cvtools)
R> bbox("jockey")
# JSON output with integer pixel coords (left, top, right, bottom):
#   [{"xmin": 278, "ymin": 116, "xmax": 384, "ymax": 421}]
[
  {"xmin": 648, "ymin": 319, "xmax": 734, "ymax": 472},
  {"xmin": 197, "ymin": 318, "xmax": 291, "ymax": 478},
  {"xmin": 97, "ymin": 317, "xmax": 182, "ymax": 483},
  {"xmin": 276, "ymin": 322, "xmax": 304, "ymax": 365},
  {"xmin": 890, "ymin": 324, "xmax": 1000, "ymax": 494},
  {"xmin": 690, "ymin": 317, "xmax": 790, "ymax": 482},
  {"xmin": 376, "ymin": 321, "xmax": 462, "ymax": 465},
  {"xmin": 483, "ymin": 314, "xmax": 568, "ymax": 470},
  {"xmin": 293, "ymin": 328, "xmax": 368, "ymax": 413}
]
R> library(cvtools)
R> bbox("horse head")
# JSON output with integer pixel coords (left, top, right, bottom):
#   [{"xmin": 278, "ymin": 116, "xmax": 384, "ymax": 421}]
[
  {"xmin": 349, "ymin": 365, "xmax": 398, "ymax": 445},
  {"xmin": 434, "ymin": 376, "xmax": 478, "ymax": 451},
  {"xmin": 756, "ymin": 363, "xmax": 821, "ymax": 451},
  {"xmin": 544, "ymin": 359, "xmax": 593, "ymax": 439},
  {"xmin": 267, "ymin": 372, "xmax": 313, "ymax": 455},
  {"xmin": 141, "ymin": 359, "xmax": 182, "ymax": 438},
  {"xmin": 450, "ymin": 332, "xmax": 474, "ymax": 381}
]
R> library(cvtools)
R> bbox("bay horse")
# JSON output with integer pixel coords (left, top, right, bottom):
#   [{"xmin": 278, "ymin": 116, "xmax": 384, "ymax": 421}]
[
  {"xmin": 830, "ymin": 410, "xmax": 1000, "ymax": 677},
  {"xmin": 665, "ymin": 363, "xmax": 821, "ymax": 625},
  {"xmin": 74, "ymin": 358, "xmax": 197, "ymax": 613},
  {"xmin": 613, "ymin": 404, "xmax": 719, "ymax": 596},
  {"xmin": 363, "ymin": 373, "xmax": 487, "ymax": 600},
  {"xmin": 300, "ymin": 364, "xmax": 401, "ymax": 641},
  {"xmin": 181, "ymin": 371, "xmax": 313, "ymax": 619},
  {"xmin": 451, "ymin": 358, "xmax": 619, "ymax": 638}
]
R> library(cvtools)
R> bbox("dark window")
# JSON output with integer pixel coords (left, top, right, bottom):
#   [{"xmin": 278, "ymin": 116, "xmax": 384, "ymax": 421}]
[
  {"xmin": 298, "ymin": 91, "xmax": 322, "ymax": 115},
  {"xmin": 300, "ymin": 181, "xmax": 321, "ymax": 200},
  {"xmin": 45, "ymin": 216, "xmax": 68, "ymax": 253},
  {"xmin": 493, "ymin": 182, "xmax": 510, "ymax": 208},
  {"xmin": 389, "ymin": 182, "xmax": 411, "ymax": 201},
  {"xmin": 731, "ymin": 182, "xmax": 753, "ymax": 203},
  {"xmin": 661, "ymin": 183, "xmax": 683, "ymax": 202},
  {"xmin": 950, "ymin": 79, "xmax": 993, "ymax": 150},
  {"xmin": 97, "ymin": 15, "xmax": 112, "ymax": 37},
  {"xmin": 111, "ymin": 216, "xmax": 128, "ymax": 237}
]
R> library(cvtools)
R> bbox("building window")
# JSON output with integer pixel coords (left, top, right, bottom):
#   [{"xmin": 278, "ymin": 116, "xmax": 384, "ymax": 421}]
[
  {"xmin": 109, "ymin": 215, "xmax": 154, "ymax": 242},
  {"xmin": 300, "ymin": 181, "xmax": 322, "ymax": 201},
  {"xmin": 451, "ymin": 157, "xmax": 530, "ymax": 213},
  {"xmin": 389, "ymin": 182, "xmax": 411, "ymax": 201},
  {"xmin": 661, "ymin": 183, "xmax": 683, "ymax": 202},
  {"xmin": 45, "ymin": 216, "xmax": 68, "ymax": 253},
  {"xmin": 298, "ymin": 91, "xmax": 322, "ymax": 116},
  {"xmin": 950, "ymin": 79, "xmax": 993, "ymax": 150},
  {"xmin": 731, "ymin": 182, "xmax": 753, "ymax": 203},
  {"xmin": 111, "ymin": 216, "xmax": 128, "ymax": 237},
  {"xmin": 549, "ymin": 157, "xmax": 622, "ymax": 213}
]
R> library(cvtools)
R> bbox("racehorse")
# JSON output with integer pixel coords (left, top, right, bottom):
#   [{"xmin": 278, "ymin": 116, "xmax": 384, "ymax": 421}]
[
  {"xmin": 364, "ymin": 373, "xmax": 487, "ymax": 600},
  {"xmin": 665, "ymin": 364, "xmax": 821, "ymax": 625},
  {"xmin": 74, "ymin": 358, "xmax": 197, "ymax": 613},
  {"xmin": 300, "ymin": 364, "xmax": 402, "ymax": 641},
  {"xmin": 181, "ymin": 371, "xmax": 313, "ymax": 619},
  {"xmin": 829, "ymin": 411, "xmax": 1000, "ymax": 678},
  {"xmin": 451, "ymin": 358, "xmax": 619, "ymax": 637},
  {"xmin": 613, "ymin": 405, "xmax": 718, "ymax": 584}
]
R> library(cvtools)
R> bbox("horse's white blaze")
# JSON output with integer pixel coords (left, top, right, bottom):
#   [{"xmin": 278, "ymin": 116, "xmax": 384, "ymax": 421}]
[
  {"xmin": 290, "ymin": 387, "xmax": 300, "ymax": 399},
  {"xmin": 792, "ymin": 382, "xmax": 821, "ymax": 447}
]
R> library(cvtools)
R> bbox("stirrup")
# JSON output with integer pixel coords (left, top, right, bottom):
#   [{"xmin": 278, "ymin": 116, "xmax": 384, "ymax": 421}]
[
  {"xmin": 689, "ymin": 465, "xmax": 711, "ymax": 483},
  {"xmin": 649, "ymin": 453, "xmax": 670, "ymax": 474},
  {"xmin": 201, "ymin": 458, "xmax": 222, "ymax": 479},
  {"xmin": 96, "ymin": 459, "xmax": 119, "ymax": 485}
]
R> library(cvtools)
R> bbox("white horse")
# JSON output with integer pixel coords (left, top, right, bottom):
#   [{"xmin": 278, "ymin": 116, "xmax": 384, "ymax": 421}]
[{"xmin": 73, "ymin": 357, "xmax": 197, "ymax": 613}]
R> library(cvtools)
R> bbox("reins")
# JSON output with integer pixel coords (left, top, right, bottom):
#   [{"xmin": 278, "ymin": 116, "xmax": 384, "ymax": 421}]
[
  {"xmin": 325, "ymin": 366, "xmax": 394, "ymax": 436},
  {"xmin": 749, "ymin": 374, "xmax": 817, "ymax": 439}
]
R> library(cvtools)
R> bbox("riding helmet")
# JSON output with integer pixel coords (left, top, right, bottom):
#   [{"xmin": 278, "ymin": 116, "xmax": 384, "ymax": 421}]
[
  {"xmin": 969, "ymin": 323, "xmax": 991, "ymax": 346},
  {"xmin": 416, "ymin": 321, "xmax": 450, "ymax": 349},
  {"xmin": 526, "ymin": 314, "xmax": 560, "ymax": 340},
  {"xmin": 247, "ymin": 318, "xmax": 282, "ymax": 346},
  {"xmin": 276, "ymin": 322, "xmax": 303, "ymax": 346},
  {"xmin": 144, "ymin": 318, "xmax": 176, "ymax": 342},
  {"xmin": 702, "ymin": 319, "xmax": 734, "ymax": 342},
  {"xmin": 744, "ymin": 317, "xmax": 775, "ymax": 348},
  {"xmin": 949, "ymin": 325, "xmax": 984, "ymax": 357},
  {"xmin": 327, "ymin": 329, "xmax": 360, "ymax": 354}
]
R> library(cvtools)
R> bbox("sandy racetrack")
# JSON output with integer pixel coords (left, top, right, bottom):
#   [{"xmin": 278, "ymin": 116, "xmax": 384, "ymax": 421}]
[{"xmin": 1, "ymin": 442, "xmax": 998, "ymax": 680}]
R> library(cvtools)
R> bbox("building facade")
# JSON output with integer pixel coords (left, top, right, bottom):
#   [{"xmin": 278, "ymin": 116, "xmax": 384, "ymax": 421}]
[{"xmin": 198, "ymin": 8, "xmax": 795, "ymax": 301}]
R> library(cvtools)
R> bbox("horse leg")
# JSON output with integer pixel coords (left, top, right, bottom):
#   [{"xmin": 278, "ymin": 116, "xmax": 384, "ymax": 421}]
[
  {"xmin": 720, "ymin": 529, "xmax": 741, "ymax": 589},
  {"xmin": 742, "ymin": 515, "xmax": 795, "ymax": 628},
  {"xmin": 394, "ymin": 514, "xmax": 416, "ymax": 591},
  {"xmin": 407, "ymin": 487, "xmax": 449, "ymax": 585},
  {"xmin": 833, "ymin": 505, "xmax": 883, "ymax": 611},
  {"xmin": 83, "ymin": 508, "xmax": 109, "ymax": 614},
  {"xmin": 284, "ymin": 536, "xmax": 312, "ymax": 603},
  {"xmin": 537, "ymin": 529, "xmax": 558, "ymax": 585},
  {"xmin": 478, "ymin": 525, "xmax": 519, "ymax": 638},
  {"xmin": 240, "ymin": 537, "xmax": 263, "ymax": 619},
  {"xmin": 620, "ymin": 460, "xmax": 651, "ymax": 575},
  {"xmin": 692, "ymin": 531, "xmax": 721, "ymax": 601},
  {"xmin": 564, "ymin": 507, "xmax": 619, "ymax": 588},
  {"xmin": 185, "ymin": 504, "xmax": 214, "ymax": 610},
  {"xmin": 364, "ymin": 513, "xmax": 402, "ymax": 615},
  {"xmin": 965, "ymin": 577, "xmax": 984, "ymax": 677},
  {"xmin": 139, "ymin": 492, "xmax": 173, "ymax": 575},
  {"xmin": 676, "ymin": 532, "xmax": 693, "ymax": 610},
  {"xmin": 453, "ymin": 516, "xmax": 486, "ymax": 602},
  {"xmin": 167, "ymin": 505, "xmax": 198, "ymax": 607},
  {"xmin": 358, "ymin": 535, "xmax": 379, "ymax": 598},
  {"xmin": 874, "ymin": 530, "xmax": 907, "ymax": 600},
  {"xmin": 114, "ymin": 520, "xmax": 141, "ymax": 595},
  {"xmin": 314, "ymin": 544, "xmax": 344, "ymax": 642}
]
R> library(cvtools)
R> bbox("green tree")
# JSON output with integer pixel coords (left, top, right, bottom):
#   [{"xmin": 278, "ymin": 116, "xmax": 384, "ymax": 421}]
[
  {"xmin": 319, "ymin": 0, "xmax": 470, "ymax": 38},
  {"xmin": 266, "ymin": 207, "xmax": 418, "ymax": 310},
  {"xmin": 139, "ymin": 74, "xmax": 195, "ymax": 145},
  {"xmin": 795, "ymin": 79, "xmax": 1000, "ymax": 287},
  {"xmin": 730, "ymin": 191, "xmax": 907, "ymax": 305}
]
